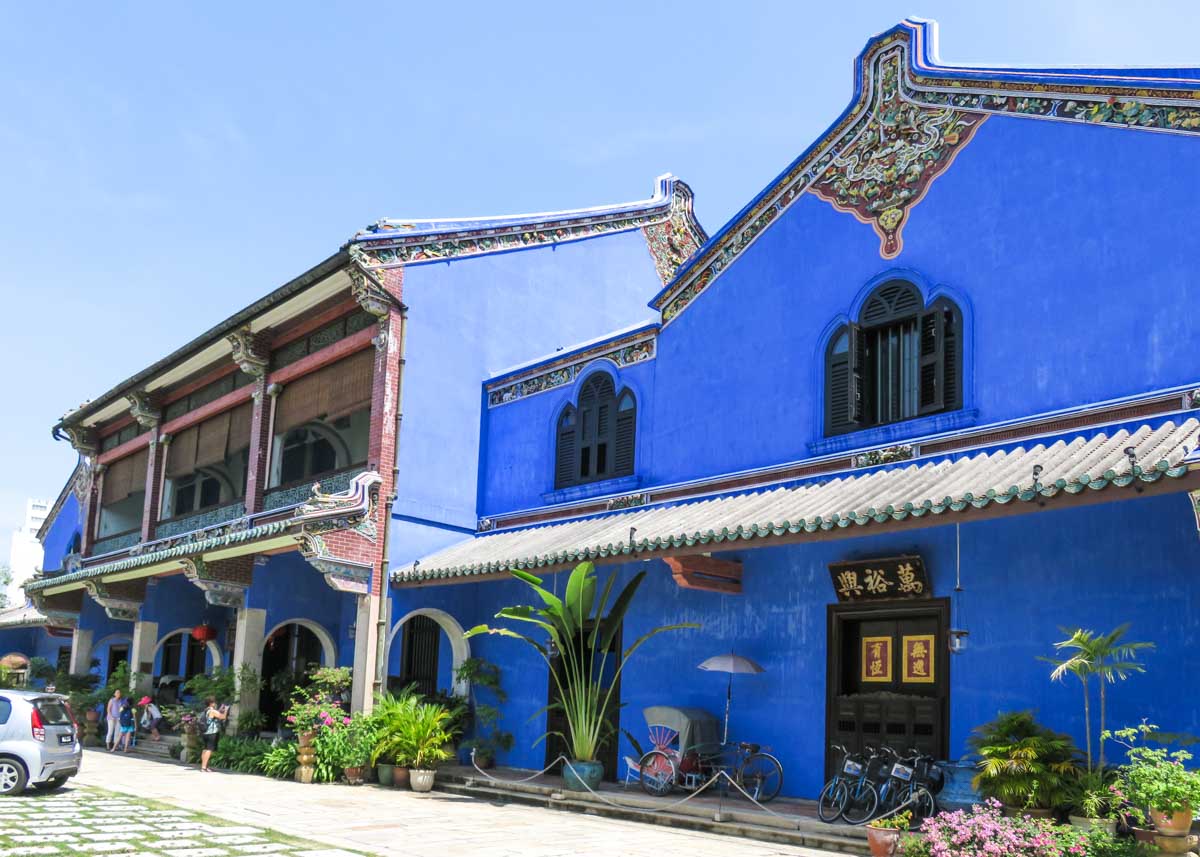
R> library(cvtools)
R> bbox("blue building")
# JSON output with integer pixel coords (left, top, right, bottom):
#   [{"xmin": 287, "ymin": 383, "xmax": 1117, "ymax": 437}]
[
  {"xmin": 389, "ymin": 20, "xmax": 1200, "ymax": 798},
  {"xmin": 13, "ymin": 176, "xmax": 705, "ymax": 724}
]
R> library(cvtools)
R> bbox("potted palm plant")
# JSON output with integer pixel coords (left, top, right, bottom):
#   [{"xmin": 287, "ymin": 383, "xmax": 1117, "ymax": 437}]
[
  {"xmin": 406, "ymin": 703, "xmax": 455, "ymax": 792},
  {"xmin": 371, "ymin": 690, "xmax": 419, "ymax": 789},
  {"xmin": 466, "ymin": 561, "xmax": 698, "ymax": 792},
  {"xmin": 968, "ymin": 711, "xmax": 1078, "ymax": 817}
]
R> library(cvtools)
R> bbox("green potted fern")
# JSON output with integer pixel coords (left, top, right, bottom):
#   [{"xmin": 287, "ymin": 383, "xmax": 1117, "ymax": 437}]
[{"xmin": 968, "ymin": 710, "xmax": 1079, "ymax": 817}]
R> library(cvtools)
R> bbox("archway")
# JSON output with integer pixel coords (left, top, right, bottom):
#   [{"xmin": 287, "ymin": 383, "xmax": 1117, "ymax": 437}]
[
  {"xmin": 386, "ymin": 608, "xmax": 470, "ymax": 697},
  {"xmin": 259, "ymin": 620, "xmax": 336, "ymax": 728},
  {"xmin": 90, "ymin": 634, "xmax": 132, "ymax": 681},
  {"xmin": 152, "ymin": 629, "xmax": 223, "ymax": 704}
]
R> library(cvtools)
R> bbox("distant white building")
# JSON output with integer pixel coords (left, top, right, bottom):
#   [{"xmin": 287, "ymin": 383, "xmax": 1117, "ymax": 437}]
[{"xmin": 7, "ymin": 499, "xmax": 48, "ymax": 607}]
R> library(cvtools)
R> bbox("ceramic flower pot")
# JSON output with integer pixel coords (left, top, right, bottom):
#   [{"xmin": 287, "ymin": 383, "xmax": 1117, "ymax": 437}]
[
  {"xmin": 866, "ymin": 826, "xmax": 901, "ymax": 857},
  {"xmin": 344, "ymin": 765, "xmax": 366, "ymax": 785},
  {"xmin": 1154, "ymin": 833, "xmax": 1199, "ymax": 854},
  {"xmin": 376, "ymin": 763, "xmax": 395, "ymax": 787},
  {"xmin": 393, "ymin": 767, "xmax": 410, "ymax": 789},
  {"xmin": 1068, "ymin": 815, "xmax": 1117, "ymax": 835},
  {"xmin": 1151, "ymin": 806, "xmax": 1194, "ymax": 836},
  {"xmin": 410, "ymin": 769, "xmax": 436, "ymax": 792},
  {"xmin": 562, "ymin": 759, "xmax": 604, "ymax": 792}
]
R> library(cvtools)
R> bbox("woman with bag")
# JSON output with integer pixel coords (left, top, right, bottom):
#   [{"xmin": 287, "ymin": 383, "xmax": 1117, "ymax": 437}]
[{"xmin": 198, "ymin": 696, "xmax": 228, "ymax": 773}]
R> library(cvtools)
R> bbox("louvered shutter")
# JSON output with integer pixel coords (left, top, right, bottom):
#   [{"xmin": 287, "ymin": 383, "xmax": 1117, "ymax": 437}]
[
  {"xmin": 555, "ymin": 407, "xmax": 577, "ymax": 489},
  {"xmin": 918, "ymin": 309, "xmax": 945, "ymax": 414},
  {"xmin": 614, "ymin": 393, "xmax": 636, "ymax": 476},
  {"xmin": 942, "ymin": 308, "xmax": 960, "ymax": 410},
  {"xmin": 848, "ymin": 324, "xmax": 866, "ymax": 424}
]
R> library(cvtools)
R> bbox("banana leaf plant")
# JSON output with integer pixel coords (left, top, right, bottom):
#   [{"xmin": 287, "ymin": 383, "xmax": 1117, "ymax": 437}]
[{"xmin": 465, "ymin": 561, "xmax": 698, "ymax": 763}]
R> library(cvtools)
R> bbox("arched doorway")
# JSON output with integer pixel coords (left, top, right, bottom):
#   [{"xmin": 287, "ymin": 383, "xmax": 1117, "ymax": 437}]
[
  {"xmin": 90, "ymin": 634, "xmax": 132, "ymax": 681},
  {"xmin": 152, "ymin": 629, "xmax": 223, "ymax": 704},
  {"xmin": 259, "ymin": 621, "xmax": 335, "ymax": 728},
  {"xmin": 385, "ymin": 608, "xmax": 470, "ymax": 697}
]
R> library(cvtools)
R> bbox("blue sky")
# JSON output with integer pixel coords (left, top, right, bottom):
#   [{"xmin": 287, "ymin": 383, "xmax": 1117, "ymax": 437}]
[{"xmin": 1, "ymin": 0, "xmax": 1197, "ymax": 561}]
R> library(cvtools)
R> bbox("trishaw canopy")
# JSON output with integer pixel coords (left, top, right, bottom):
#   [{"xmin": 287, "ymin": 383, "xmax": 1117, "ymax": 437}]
[{"xmin": 643, "ymin": 706, "xmax": 722, "ymax": 755}]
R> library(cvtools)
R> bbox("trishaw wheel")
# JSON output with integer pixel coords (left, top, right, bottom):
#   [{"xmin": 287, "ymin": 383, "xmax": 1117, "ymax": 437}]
[
  {"xmin": 639, "ymin": 750, "xmax": 676, "ymax": 797},
  {"xmin": 737, "ymin": 752, "xmax": 784, "ymax": 803}
]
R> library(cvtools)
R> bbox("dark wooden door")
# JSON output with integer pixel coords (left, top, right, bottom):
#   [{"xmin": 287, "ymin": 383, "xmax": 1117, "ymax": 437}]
[
  {"xmin": 545, "ymin": 624, "xmax": 621, "ymax": 782},
  {"xmin": 826, "ymin": 600, "xmax": 949, "ymax": 776},
  {"xmin": 400, "ymin": 615, "xmax": 441, "ymax": 698}
]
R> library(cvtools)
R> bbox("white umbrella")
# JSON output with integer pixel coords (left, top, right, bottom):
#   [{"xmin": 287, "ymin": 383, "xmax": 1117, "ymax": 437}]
[{"xmin": 698, "ymin": 652, "xmax": 764, "ymax": 744}]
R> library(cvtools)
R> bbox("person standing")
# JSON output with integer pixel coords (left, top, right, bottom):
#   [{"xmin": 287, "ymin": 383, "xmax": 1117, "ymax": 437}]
[
  {"xmin": 105, "ymin": 689, "xmax": 123, "ymax": 751},
  {"xmin": 198, "ymin": 696, "xmax": 227, "ymax": 773},
  {"xmin": 118, "ymin": 698, "xmax": 136, "ymax": 752},
  {"xmin": 139, "ymin": 696, "xmax": 163, "ymax": 740}
]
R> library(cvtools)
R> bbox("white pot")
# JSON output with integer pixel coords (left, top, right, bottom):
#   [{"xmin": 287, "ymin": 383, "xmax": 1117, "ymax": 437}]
[
  {"xmin": 410, "ymin": 769, "xmax": 436, "ymax": 792},
  {"xmin": 1068, "ymin": 816, "xmax": 1117, "ymax": 835}
]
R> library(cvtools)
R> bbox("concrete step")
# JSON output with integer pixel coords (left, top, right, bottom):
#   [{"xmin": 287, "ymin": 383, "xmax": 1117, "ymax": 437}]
[
  {"xmin": 433, "ymin": 773, "xmax": 870, "ymax": 855},
  {"xmin": 126, "ymin": 736, "xmax": 182, "ymax": 759}
]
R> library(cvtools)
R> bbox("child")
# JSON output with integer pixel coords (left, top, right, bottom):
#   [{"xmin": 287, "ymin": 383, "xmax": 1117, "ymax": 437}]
[{"xmin": 118, "ymin": 698, "xmax": 136, "ymax": 752}]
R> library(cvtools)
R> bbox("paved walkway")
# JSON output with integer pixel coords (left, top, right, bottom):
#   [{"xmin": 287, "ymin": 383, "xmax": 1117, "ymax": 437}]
[{"xmin": 74, "ymin": 750, "xmax": 834, "ymax": 857}]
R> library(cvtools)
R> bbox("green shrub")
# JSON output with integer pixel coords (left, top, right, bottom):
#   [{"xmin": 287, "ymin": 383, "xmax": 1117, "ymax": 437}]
[
  {"xmin": 968, "ymin": 710, "xmax": 1079, "ymax": 810},
  {"xmin": 261, "ymin": 742, "xmax": 299, "ymax": 780},
  {"xmin": 210, "ymin": 736, "xmax": 272, "ymax": 773}
]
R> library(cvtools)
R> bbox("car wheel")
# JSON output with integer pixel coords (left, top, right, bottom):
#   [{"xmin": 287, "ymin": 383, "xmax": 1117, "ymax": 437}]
[
  {"xmin": 32, "ymin": 776, "xmax": 69, "ymax": 792},
  {"xmin": 0, "ymin": 758, "xmax": 28, "ymax": 796}
]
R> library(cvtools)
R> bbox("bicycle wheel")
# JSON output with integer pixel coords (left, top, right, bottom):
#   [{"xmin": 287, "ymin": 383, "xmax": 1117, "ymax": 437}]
[
  {"xmin": 842, "ymin": 780, "xmax": 879, "ymax": 825},
  {"xmin": 817, "ymin": 778, "xmax": 849, "ymax": 822},
  {"xmin": 639, "ymin": 750, "xmax": 676, "ymax": 797},
  {"xmin": 910, "ymin": 785, "xmax": 937, "ymax": 822},
  {"xmin": 737, "ymin": 752, "xmax": 784, "ymax": 803}
]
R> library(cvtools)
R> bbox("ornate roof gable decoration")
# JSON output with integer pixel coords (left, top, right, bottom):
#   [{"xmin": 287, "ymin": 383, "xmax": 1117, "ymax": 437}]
[
  {"xmin": 348, "ymin": 176, "xmax": 704, "ymax": 272},
  {"xmin": 810, "ymin": 47, "xmax": 986, "ymax": 258},
  {"xmin": 294, "ymin": 470, "xmax": 383, "ymax": 594},
  {"xmin": 653, "ymin": 19, "xmax": 1200, "ymax": 325}
]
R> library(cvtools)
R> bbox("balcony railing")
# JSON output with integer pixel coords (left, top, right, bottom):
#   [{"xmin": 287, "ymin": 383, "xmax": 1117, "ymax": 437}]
[
  {"xmin": 261, "ymin": 465, "xmax": 367, "ymax": 512},
  {"xmin": 91, "ymin": 530, "xmax": 141, "ymax": 556},
  {"xmin": 155, "ymin": 501, "xmax": 247, "ymax": 539}
]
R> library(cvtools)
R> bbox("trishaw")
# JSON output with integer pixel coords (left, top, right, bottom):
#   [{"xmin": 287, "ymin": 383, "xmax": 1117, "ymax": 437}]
[{"xmin": 636, "ymin": 705, "xmax": 784, "ymax": 802}]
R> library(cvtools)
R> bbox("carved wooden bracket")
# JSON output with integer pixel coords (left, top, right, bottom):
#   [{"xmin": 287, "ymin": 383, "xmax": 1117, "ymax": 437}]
[{"xmin": 664, "ymin": 555, "xmax": 743, "ymax": 595}]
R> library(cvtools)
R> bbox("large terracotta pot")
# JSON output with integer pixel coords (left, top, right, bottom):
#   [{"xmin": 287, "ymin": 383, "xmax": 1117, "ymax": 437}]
[
  {"xmin": 344, "ymin": 765, "xmax": 366, "ymax": 785},
  {"xmin": 410, "ymin": 769, "xmax": 436, "ymax": 792},
  {"xmin": 1003, "ymin": 805, "xmax": 1053, "ymax": 819},
  {"xmin": 393, "ymin": 767, "xmax": 411, "ymax": 789},
  {"xmin": 1151, "ymin": 806, "xmax": 1194, "ymax": 836},
  {"xmin": 866, "ymin": 826, "xmax": 901, "ymax": 857}
]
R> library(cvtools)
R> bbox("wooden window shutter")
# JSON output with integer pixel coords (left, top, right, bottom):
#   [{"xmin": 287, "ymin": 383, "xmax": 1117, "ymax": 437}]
[
  {"xmin": 918, "ymin": 309, "xmax": 945, "ymax": 414},
  {"xmin": 195, "ymin": 410, "xmax": 232, "ymax": 468},
  {"xmin": 555, "ymin": 407, "xmax": 577, "ymax": 489},
  {"xmin": 102, "ymin": 447, "xmax": 148, "ymax": 505},
  {"xmin": 848, "ymin": 323, "xmax": 866, "ymax": 425},
  {"xmin": 227, "ymin": 402, "xmax": 254, "ymax": 454},
  {"xmin": 614, "ymin": 392, "xmax": 636, "ymax": 476},
  {"xmin": 326, "ymin": 349, "xmax": 375, "ymax": 420},
  {"xmin": 942, "ymin": 307, "xmax": 960, "ymax": 410},
  {"xmin": 274, "ymin": 370, "xmax": 326, "ymax": 433},
  {"xmin": 165, "ymin": 425, "xmax": 199, "ymax": 478}
]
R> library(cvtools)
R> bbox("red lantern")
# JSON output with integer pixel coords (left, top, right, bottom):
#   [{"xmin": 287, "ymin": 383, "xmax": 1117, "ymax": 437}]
[{"xmin": 191, "ymin": 624, "xmax": 217, "ymax": 642}]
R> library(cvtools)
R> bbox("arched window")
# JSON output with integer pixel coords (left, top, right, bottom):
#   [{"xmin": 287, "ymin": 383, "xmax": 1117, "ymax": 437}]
[
  {"xmin": 826, "ymin": 281, "xmax": 962, "ymax": 436},
  {"xmin": 554, "ymin": 373, "xmax": 636, "ymax": 488}
]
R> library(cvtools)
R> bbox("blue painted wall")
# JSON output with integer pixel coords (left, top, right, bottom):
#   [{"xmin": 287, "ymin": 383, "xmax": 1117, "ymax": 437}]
[
  {"xmin": 40, "ymin": 489, "xmax": 82, "ymax": 575},
  {"xmin": 143, "ymin": 575, "xmax": 228, "ymax": 674},
  {"xmin": 479, "ymin": 116, "xmax": 1200, "ymax": 503},
  {"xmin": 247, "ymin": 552, "xmax": 348, "ymax": 666},
  {"xmin": 391, "ymin": 490, "xmax": 1198, "ymax": 798},
  {"xmin": 393, "ymin": 229, "xmax": 662, "ymax": 544}
]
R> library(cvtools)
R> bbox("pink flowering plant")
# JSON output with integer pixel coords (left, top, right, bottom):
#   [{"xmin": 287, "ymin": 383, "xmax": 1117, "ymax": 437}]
[
  {"xmin": 901, "ymin": 800, "xmax": 1089, "ymax": 857},
  {"xmin": 282, "ymin": 666, "xmax": 353, "ymax": 734}
]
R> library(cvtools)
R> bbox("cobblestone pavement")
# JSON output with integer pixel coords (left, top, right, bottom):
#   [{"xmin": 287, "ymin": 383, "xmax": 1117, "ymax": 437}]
[
  {"xmin": 69, "ymin": 749, "xmax": 834, "ymax": 857},
  {"xmin": 0, "ymin": 789, "xmax": 361, "ymax": 857}
]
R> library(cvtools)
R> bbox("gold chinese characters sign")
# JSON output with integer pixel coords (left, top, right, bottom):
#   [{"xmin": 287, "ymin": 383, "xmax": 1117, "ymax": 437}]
[
  {"xmin": 902, "ymin": 634, "xmax": 935, "ymax": 684},
  {"xmin": 829, "ymin": 555, "xmax": 929, "ymax": 602},
  {"xmin": 861, "ymin": 636, "xmax": 893, "ymax": 683}
]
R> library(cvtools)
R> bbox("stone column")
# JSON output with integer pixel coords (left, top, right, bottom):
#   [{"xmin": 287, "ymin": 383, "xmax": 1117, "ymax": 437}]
[
  {"xmin": 350, "ymin": 595, "xmax": 378, "ymax": 713},
  {"xmin": 130, "ymin": 620, "xmax": 158, "ymax": 697},
  {"xmin": 231, "ymin": 607, "xmax": 266, "ymax": 731},
  {"xmin": 68, "ymin": 627, "xmax": 94, "ymax": 675}
]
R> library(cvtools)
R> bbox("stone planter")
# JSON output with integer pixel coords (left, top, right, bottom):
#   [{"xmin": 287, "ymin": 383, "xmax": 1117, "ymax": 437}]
[
  {"xmin": 393, "ymin": 767, "xmax": 410, "ymax": 789},
  {"xmin": 1068, "ymin": 815, "xmax": 1117, "ymax": 835},
  {"xmin": 410, "ymin": 769, "xmax": 436, "ymax": 792},
  {"xmin": 295, "ymin": 730, "xmax": 316, "ymax": 783},
  {"xmin": 1151, "ymin": 806, "xmax": 1194, "ymax": 837},
  {"xmin": 344, "ymin": 765, "xmax": 366, "ymax": 785},
  {"xmin": 376, "ymin": 763, "xmax": 395, "ymax": 787},
  {"xmin": 1154, "ymin": 833, "xmax": 1199, "ymax": 854},
  {"xmin": 562, "ymin": 759, "xmax": 603, "ymax": 792}
]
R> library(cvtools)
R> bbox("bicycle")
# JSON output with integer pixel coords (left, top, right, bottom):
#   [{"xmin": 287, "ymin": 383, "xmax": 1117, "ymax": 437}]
[
  {"xmin": 818, "ymin": 743, "xmax": 865, "ymax": 822},
  {"xmin": 840, "ymin": 744, "xmax": 889, "ymax": 824}
]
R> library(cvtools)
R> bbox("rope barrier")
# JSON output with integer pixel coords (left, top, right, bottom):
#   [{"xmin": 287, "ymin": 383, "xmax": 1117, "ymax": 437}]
[{"xmin": 468, "ymin": 750, "xmax": 804, "ymax": 829}]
